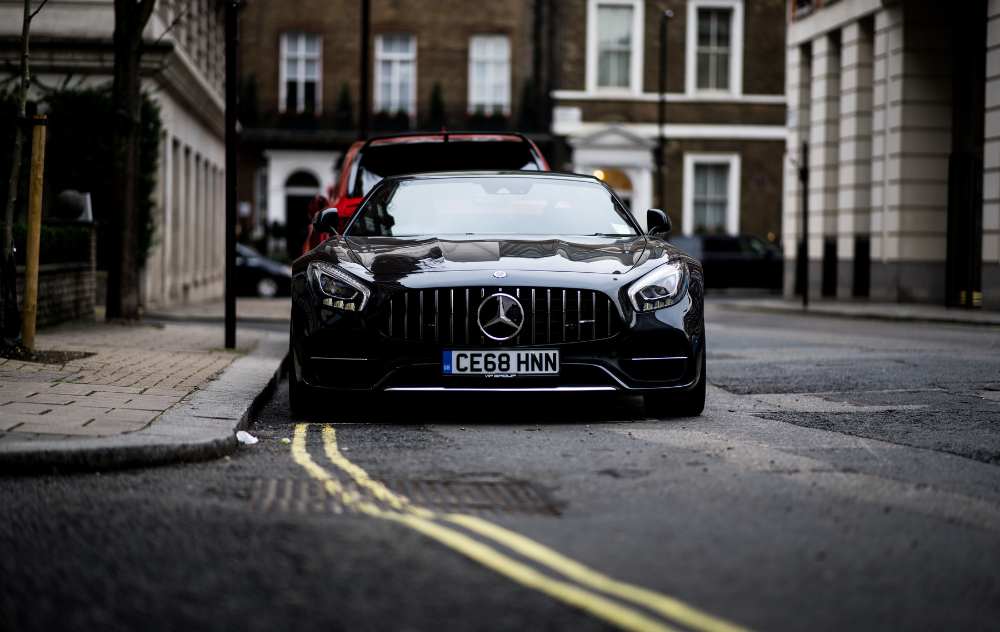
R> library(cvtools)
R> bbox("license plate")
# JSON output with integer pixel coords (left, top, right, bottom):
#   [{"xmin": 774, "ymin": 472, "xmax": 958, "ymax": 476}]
[{"xmin": 442, "ymin": 350, "xmax": 559, "ymax": 376}]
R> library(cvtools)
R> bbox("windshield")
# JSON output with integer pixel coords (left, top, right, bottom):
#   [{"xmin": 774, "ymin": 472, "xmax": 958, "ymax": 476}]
[
  {"xmin": 347, "ymin": 177, "xmax": 638, "ymax": 238},
  {"xmin": 351, "ymin": 140, "xmax": 542, "ymax": 198}
]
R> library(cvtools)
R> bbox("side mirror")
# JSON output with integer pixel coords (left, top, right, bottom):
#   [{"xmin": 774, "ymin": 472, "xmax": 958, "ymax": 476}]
[
  {"xmin": 646, "ymin": 208, "xmax": 671, "ymax": 237},
  {"xmin": 314, "ymin": 207, "xmax": 340, "ymax": 235}
]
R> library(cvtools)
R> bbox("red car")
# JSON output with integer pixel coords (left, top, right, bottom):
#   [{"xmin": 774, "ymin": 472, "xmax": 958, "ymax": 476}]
[{"xmin": 303, "ymin": 132, "xmax": 550, "ymax": 252}]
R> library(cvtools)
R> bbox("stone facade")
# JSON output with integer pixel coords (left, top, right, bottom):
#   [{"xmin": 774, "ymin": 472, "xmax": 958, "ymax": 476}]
[
  {"xmin": 785, "ymin": 0, "xmax": 997, "ymax": 309},
  {"xmin": 0, "ymin": 0, "xmax": 226, "ymax": 310}
]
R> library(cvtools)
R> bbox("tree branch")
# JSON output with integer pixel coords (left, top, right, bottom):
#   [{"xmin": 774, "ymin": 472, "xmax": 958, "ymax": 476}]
[
  {"xmin": 28, "ymin": 0, "xmax": 49, "ymax": 20},
  {"xmin": 152, "ymin": 5, "xmax": 189, "ymax": 47}
]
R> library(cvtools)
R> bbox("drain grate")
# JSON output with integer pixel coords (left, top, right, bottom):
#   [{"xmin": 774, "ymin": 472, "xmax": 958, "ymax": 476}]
[
  {"xmin": 384, "ymin": 478, "xmax": 561, "ymax": 516},
  {"xmin": 250, "ymin": 477, "xmax": 561, "ymax": 516},
  {"xmin": 250, "ymin": 478, "xmax": 347, "ymax": 515}
]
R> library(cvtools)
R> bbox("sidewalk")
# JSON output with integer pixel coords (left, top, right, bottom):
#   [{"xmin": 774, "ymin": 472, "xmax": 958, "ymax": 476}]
[
  {"xmin": 709, "ymin": 296, "xmax": 1000, "ymax": 326},
  {"xmin": 146, "ymin": 297, "xmax": 290, "ymax": 324},
  {"xmin": 0, "ymin": 320, "xmax": 287, "ymax": 472}
]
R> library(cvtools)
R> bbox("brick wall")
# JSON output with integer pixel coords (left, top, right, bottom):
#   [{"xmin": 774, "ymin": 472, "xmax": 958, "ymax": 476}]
[
  {"xmin": 16, "ymin": 263, "xmax": 96, "ymax": 328},
  {"xmin": 240, "ymin": 0, "xmax": 536, "ymax": 128}
]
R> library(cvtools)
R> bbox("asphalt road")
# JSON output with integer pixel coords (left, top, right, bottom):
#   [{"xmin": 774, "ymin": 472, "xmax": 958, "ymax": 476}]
[{"xmin": 2, "ymin": 304, "xmax": 999, "ymax": 631}]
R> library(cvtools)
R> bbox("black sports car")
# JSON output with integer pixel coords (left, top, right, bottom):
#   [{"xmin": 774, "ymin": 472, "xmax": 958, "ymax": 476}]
[{"xmin": 289, "ymin": 172, "xmax": 706, "ymax": 416}]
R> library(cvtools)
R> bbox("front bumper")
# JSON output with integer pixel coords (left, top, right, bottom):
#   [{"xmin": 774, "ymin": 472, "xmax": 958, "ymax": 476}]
[{"xmin": 292, "ymin": 286, "xmax": 705, "ymax": 394}]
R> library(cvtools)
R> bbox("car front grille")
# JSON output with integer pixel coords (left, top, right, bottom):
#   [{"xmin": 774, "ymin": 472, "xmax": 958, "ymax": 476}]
[{"xmin": 378, "ymin": 287, "xmax": 623, "ymax": 346}]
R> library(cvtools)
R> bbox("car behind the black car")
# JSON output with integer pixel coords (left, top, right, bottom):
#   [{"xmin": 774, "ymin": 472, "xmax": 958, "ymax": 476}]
[
  {"xmin": 290, "ymin": 172, "xmax": 706, "ymax": 416},
  {"xmin": 669, "ymin": 234, "xmax": 782, "ymax": 290},
  {"xmin": 236, "ymin": 243, "xmax": 292, "ymax": 297}
]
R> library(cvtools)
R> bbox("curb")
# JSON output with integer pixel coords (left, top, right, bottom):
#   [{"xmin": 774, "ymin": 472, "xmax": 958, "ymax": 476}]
[
  {"xmin": 712, "ymin": 301, "xmax": 1000, "ymax": 328},
  {"xmin": 145, "ymin": 313, "xmax": 289, "ymax": 327},
  {"xmin": 0, "ymin": 333, "xmax": 289, "ymax": 474}
]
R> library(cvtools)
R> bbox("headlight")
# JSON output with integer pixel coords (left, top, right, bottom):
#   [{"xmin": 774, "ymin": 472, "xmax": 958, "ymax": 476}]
[
  {"xmin": 309, "ymin": 261, "xmax": 370, "ymax": 312},
  {"xmin": 628, "ymin": 261, "xmax": 687, "ymax": 312}
]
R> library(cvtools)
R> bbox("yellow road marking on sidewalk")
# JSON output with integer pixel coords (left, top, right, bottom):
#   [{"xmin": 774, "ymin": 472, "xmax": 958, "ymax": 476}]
[
  {"xmin": 291, "ymin": 424, "xmax": 680, "ymax": 632},
  {"xmin": 296, "ymin": 423, "xmax": 749, "ymax": 632}
]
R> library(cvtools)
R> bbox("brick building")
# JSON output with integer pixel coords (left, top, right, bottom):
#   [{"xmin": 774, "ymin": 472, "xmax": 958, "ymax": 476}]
[
  {"xmin": 237, "ymin": 0, "xmax": 542, "ymax": 259},
  {"xmin": 0, "ymin": 0, "xmax": 227, "ymax": 309},
  {"xmin": 784, "ymin": 0, "xmax": 998, "ymax": 309},
  {"xmin": 238, "ymin": 0, "xmax": 788, "ymax": 259},
  {"xmin": 549, "ymin": 0, "xmax": 787, "ymax": 238}
]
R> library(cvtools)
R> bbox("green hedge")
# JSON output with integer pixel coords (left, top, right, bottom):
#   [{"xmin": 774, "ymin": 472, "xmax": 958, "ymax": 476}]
[
  {"xmin": 12, "ymin": 223, "xmax": 92, "ymax": 266},
  {"xmin": 1, "ymin": 86, "xmax": 161, "ymax": 269}
]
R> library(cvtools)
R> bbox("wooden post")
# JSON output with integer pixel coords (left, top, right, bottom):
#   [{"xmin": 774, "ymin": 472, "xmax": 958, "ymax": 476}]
[{"xmin": 22, "ymin": 114, "xmax": 46, "ymax": 350}]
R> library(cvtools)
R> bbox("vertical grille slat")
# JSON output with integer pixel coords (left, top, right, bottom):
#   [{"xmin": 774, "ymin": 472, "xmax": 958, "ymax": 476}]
[
  {"xmin": 403, "ymin": 293, "xmax": 409, "ymax": 340},
  {"xmin": 545, "ymin": 290, "xmax": 552, "ymax": 345},
  {"xmin": 382, "ymin": 286, "xmax": 621, "ymax": 346},
  {"xmin": 419, "ymin": 290, "xmax": 425, "ymax": 341},
  {"xmin": 561, "ymin": 290, "xmax": 567, "ymax": 343},
  {"xmin": 531, "ymin": 289, "xmax": 536, "ymax": 345},
  {"xmin": 434, "ymin": 289, "xmax": 440, "ymax": 343}
]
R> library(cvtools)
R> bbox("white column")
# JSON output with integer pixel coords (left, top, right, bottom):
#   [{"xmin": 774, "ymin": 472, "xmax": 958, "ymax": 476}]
[
  {"xmin": 628, "ymin": 168, "xmax": 653, "ymax": 228},
  {"xmin": 983, "ymin": 0, "xmax": 1000, "ymax": 302},
  {"xmin": 809, "ymin": 33, "xmax": 841, "ymax": 281},
  {"xmin": 783, "ymin": 42, "xmax": 811, "ymax": 296},
  {"xmin": 161, "ymin": 135, "xmax": 173, "ymax": 306},
  {"xmin": 837, "ymin": 19, "xmax": 875, "ymax": 296},
  {"xmin": 870, "ymin": 6, "xmax": 904, "ymax": 271}
]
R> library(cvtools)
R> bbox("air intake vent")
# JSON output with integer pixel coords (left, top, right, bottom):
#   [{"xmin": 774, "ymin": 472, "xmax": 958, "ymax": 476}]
[{"xmin": 379, "ymin": 287, "xmax": 622, "ymax": 346}]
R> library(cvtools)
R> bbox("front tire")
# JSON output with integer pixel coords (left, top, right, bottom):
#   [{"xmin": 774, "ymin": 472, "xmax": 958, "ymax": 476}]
[
  {"xmin": 644, "ymin": 356, "xmax": 706, "ymax": 418},
  {"xmin": 288, "ymin": 339, "xmax": 318, "ymax": 417}
]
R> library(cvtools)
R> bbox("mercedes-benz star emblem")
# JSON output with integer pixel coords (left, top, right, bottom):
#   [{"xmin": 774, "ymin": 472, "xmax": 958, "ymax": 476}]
[
  {"xmin": 477, "ymin": 293, "xmax": 525, "ymax": 341},
  {"xmin": 493, "ymin": 270, "xmax": 507, "ymax": 279}
]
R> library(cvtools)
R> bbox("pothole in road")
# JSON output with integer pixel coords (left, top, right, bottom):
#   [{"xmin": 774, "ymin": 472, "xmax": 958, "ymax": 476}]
[{"xmin": 249, "ymin": 477, "xmax": 562, "ymax": 517}]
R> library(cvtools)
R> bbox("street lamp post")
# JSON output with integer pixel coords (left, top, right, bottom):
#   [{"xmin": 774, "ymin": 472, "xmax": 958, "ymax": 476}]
[
  {"xmin": 657, "ymin": 8, "xmax": 674, "ymax": 210},
  {"xmin": 359, "ymin": 0, "xmax": 371, "ymax": 140},
  {"xmin": 224, "ymin": 0, "xmax": 241, "ymax": 349},
  {"xmin": 800, "ymin": 141, "xmax": 809, "ymax": 309}
]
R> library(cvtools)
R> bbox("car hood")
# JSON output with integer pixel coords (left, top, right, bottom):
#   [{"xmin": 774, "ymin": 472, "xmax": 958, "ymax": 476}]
[{"xmin": 342, "ymin": 235, "xmax": 650, "ymax": 279}]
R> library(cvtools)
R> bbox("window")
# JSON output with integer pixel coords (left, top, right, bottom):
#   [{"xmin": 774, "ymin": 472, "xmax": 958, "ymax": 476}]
[
  {"xmin": 348, "ymin": 177, "xmax": 637, "ymax": 238},
  {"xmin": 682, "ymin": 153, "xmax": 741, "ymax": 236},
  {"xmin": 280, "ymin": 33, "xmax": 321, "ymax": 114},
  {"xmin": 375, "ymin": 34, "xmax": 416, "ymax": 117},
  {"xmin": 597, "ymin": 5, "xmax": 633, "ymax": 88},
  {"xmin": 694, "ymin": 164, "xmax": 728, "ymax": 232},
  {"xmin": 685, "ymin": 0, "xmax": 743, "ymax": 96},
  {"xmin": 468, "ymin": 35, "xmax": 511, "ymax": 114},
  {"xmin": 696, "ymin": 8, "xmax": 731, "ymax": 90},
  {"xmin": 586, "ymin": 0, "xmax": 643, "ymax": 92}
]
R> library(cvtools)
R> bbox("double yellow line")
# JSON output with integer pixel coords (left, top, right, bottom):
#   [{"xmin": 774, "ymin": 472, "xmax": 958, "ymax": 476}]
[{"xmin": 291, "ymin": 423, "xmax": 748, "ymax": 632}]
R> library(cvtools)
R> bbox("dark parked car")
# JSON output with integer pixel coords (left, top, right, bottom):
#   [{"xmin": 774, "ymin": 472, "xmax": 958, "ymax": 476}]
[
  {"xmin": 236, "ymin": 243, "xmax": 291, "ymax": 297},
  {"xmin": 290, "ymin": 172, "xmax": 706, "ymax": 417},
  {"xmin": 302, "ymin": 132, "xmax": 550, "ymax": 252},
  {"xmin": 669, "ymin": 234, "xmax": 782, "ymax": 290}
]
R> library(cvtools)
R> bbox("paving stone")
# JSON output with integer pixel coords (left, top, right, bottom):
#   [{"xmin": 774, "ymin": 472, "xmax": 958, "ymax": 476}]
[
  {"xmin": 120, "ymin": 395, "xmax": 184, "ymax": 411},
  {"xmin": 143, "ymin": 387, "xmax": 192, "ymax": 397},
  {"xmin": 72, "ymin": 393, "xmax": 136, "ymax": 408},
  {"xmin": 48, "ymin": 383, "xmax": 97, "ymax": 396},
  {"xmin": 102, "ymin": 409, "xmax": 160, "ymax": 424},
  {"xmin": 86, "ymin": 385, "xmax": 146, "ymax": 395},
  {"xmin": 21, "ymin": 393, "xmax": 78, "ymax": 405},
  {"xmin": 1, "ymin": 402, "xmax": 54, "ymax": 415},
  {"xmin": 84, "ymin": 418, "xmax": 150, "ymax": 434}
]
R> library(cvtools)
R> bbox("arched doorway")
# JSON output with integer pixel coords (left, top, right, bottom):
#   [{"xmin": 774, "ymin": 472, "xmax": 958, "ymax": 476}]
[{"xmin": 283, "ymin": 170, "xmax": 320, "ymax": 260}]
